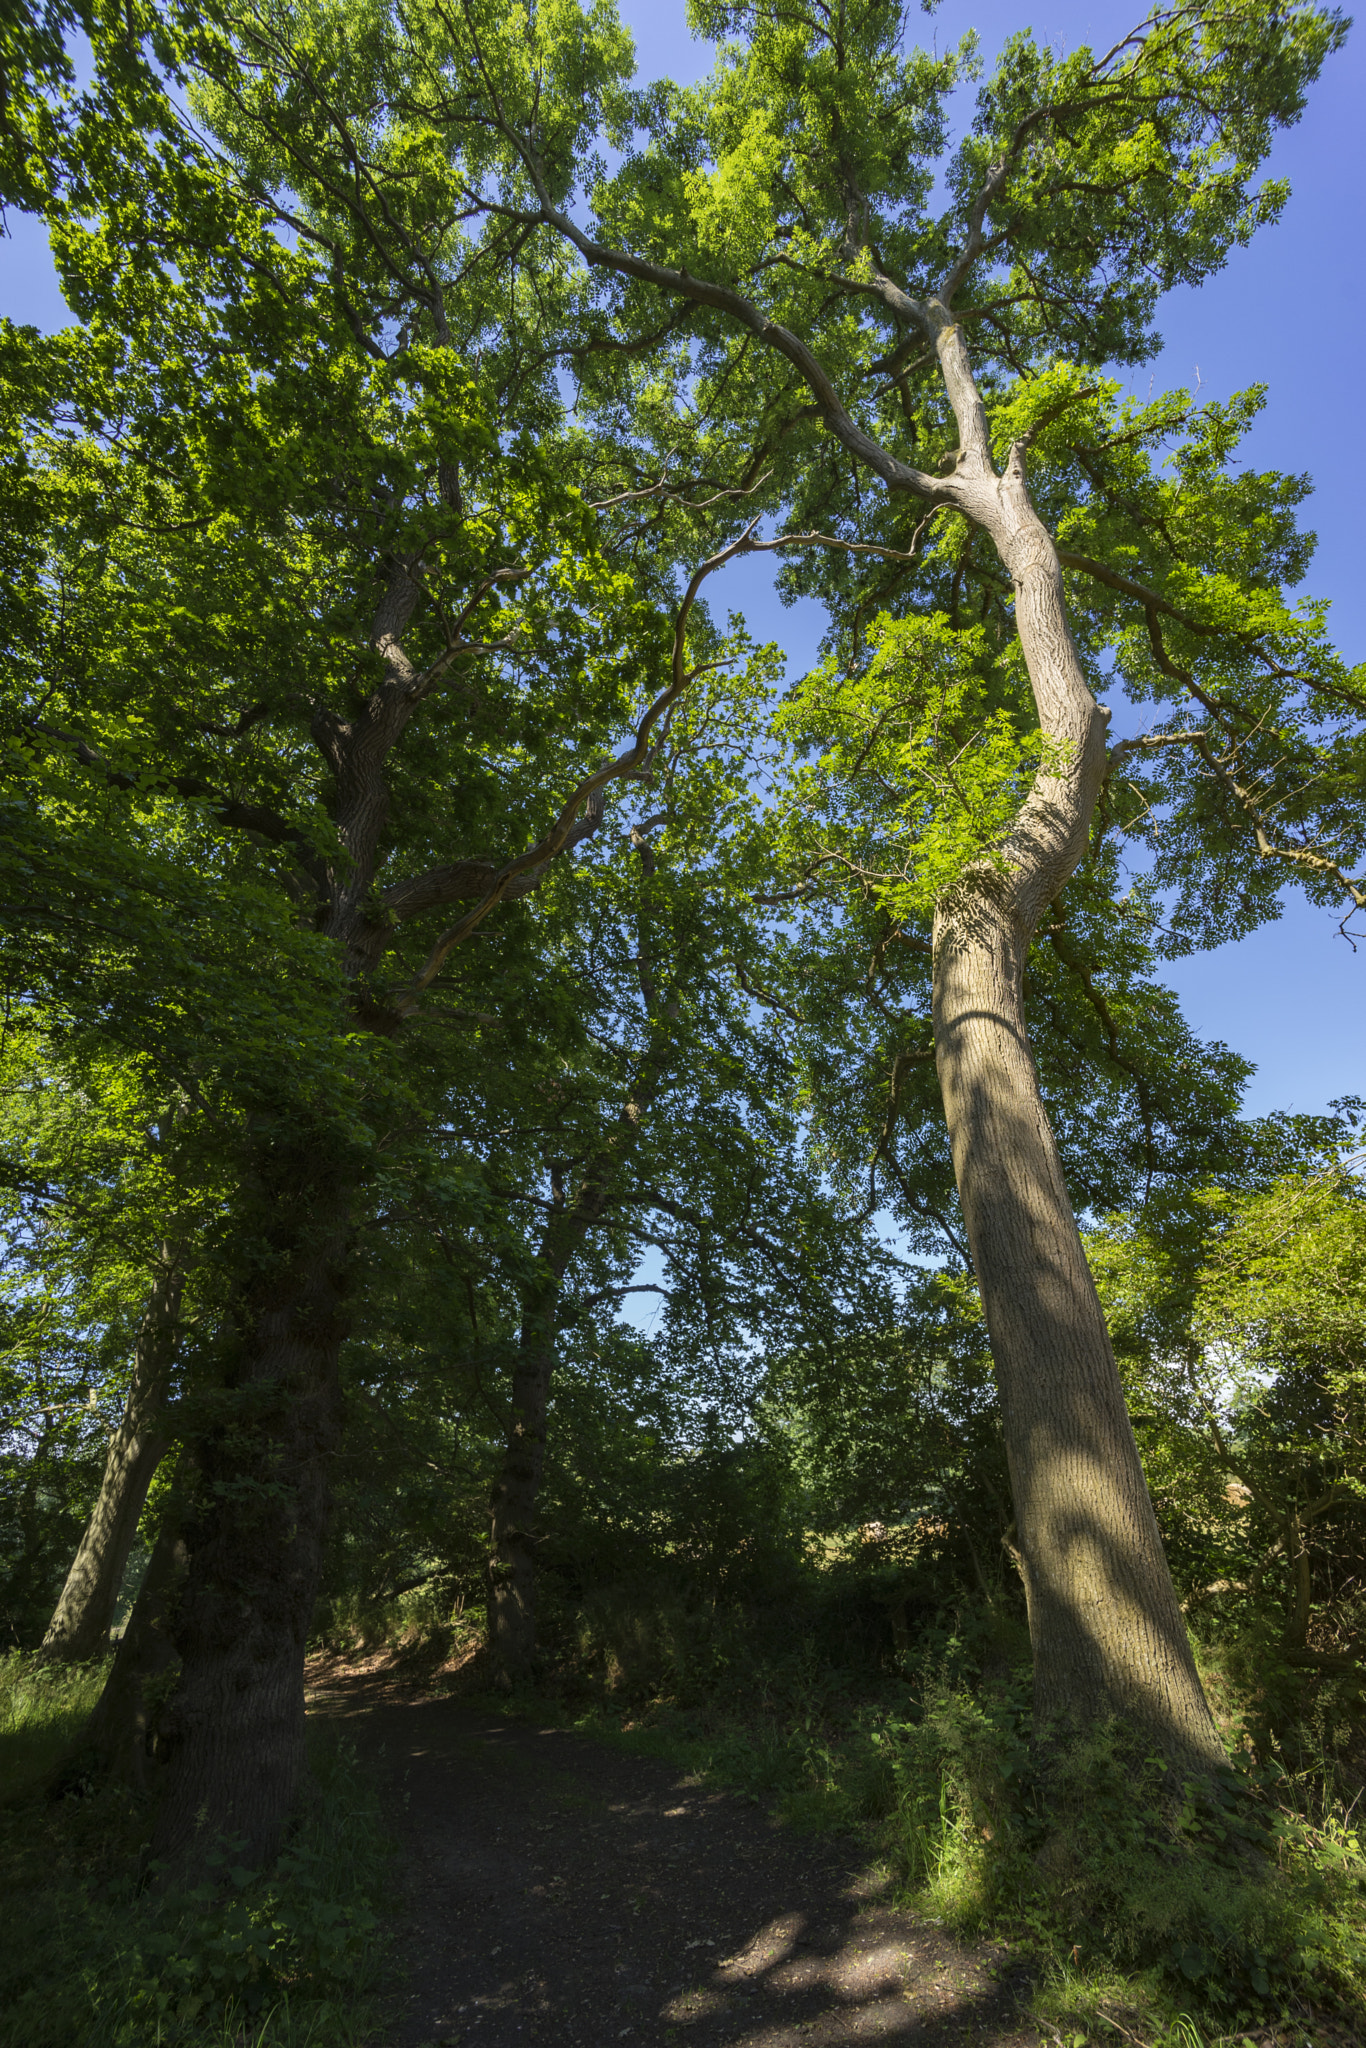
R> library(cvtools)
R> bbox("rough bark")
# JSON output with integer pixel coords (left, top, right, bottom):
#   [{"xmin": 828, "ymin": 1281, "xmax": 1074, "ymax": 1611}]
[
  {"xmin": 148, "ymin": 1163, "xmax": 352, "ymax": 1872},
  {"xmin": 924, "ymin": 312, "xmax": 1224, "ymax": 1770},
  {"xmin": 74, "ymin": 1510, "xmax": 189, "ymax": 1793},
  {"xmin": 42, "ymin": 1250, "xmax": 182, "ymax": 1662},
  {"xmin": 507, "ymin": 190, "xmax": 1225, "ymax": 1764}
]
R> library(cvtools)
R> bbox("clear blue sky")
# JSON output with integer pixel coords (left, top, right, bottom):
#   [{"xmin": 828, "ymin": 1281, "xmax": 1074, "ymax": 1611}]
[{"xmin": 2, "ymin": 2, "xmax": 1358, "ymax": 1119}]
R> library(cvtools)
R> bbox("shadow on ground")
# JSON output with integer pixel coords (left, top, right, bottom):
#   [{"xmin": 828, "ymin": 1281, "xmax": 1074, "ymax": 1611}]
[{"xmin": 307, "ymin": 1660, "xmax": 1039, "ymax": 2047}]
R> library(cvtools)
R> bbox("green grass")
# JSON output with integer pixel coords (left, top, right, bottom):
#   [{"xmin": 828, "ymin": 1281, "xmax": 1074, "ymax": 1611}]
[
  {"xmin": 0, "ymin": 1651, "xmax": 111, "ymax": 1800},
  {"xmin": 0, "ymin": 1653, "xmax": 389, "ymax": 2048},
  {"xmin": 453, "ymin": 1592, "xmax": 1366, "ymax": 2048}
]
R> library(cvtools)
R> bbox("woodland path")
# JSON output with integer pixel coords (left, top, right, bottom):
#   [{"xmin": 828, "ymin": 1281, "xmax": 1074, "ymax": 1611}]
[{"xmin": 305, "ymin": 1659, "xmax": 1040, "ymax": 2048}]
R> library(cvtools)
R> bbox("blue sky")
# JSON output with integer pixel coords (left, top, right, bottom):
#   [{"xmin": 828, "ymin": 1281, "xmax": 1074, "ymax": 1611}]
[{"xmin": 1, "ymin": 1, "xmax": 1358, "ymax": 1119}]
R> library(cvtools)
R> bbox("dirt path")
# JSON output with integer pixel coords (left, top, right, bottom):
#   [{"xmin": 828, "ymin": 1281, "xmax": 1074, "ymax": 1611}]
[{"xmin": 307, "ymin": 1662, "xmax": 1039, "ymax": 2048}]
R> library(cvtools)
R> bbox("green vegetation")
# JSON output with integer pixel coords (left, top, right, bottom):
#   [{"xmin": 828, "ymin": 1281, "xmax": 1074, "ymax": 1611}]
[
  {"xmin": 1, "ymin": 0, "xmax": 1364, "ymax": 2040},
  {"xmin": 0, "ymin": 1656, "xmax": 386, "ymax": 2048}
]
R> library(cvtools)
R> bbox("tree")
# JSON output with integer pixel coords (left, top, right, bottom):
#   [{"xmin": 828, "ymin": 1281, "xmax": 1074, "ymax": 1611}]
[
  {"xmin": 424, "ymin": 0, "xmax": 1354, "ymax": 1762},
  {"xmin": 1090, "ymin": 1113, "xmax": 1366, "ymax": 1666},
  {"xmin": 483, "ymin": 600, "xmax": 783, "ymax": 1678},
  {"xmin": 4, "ymin": 0, "xmax": 808, "ymax": 1865},
  {"xmin": 767, "ymin": 637, "xmax": 1254, "ymax": 1262},
  {"xmin": 0, "ymin": 1030, "xmax": 220, "ymax": 1652},
  {"xmin": 41, "ymin": 1244, "xmax": 183, "ymax": 1660}
]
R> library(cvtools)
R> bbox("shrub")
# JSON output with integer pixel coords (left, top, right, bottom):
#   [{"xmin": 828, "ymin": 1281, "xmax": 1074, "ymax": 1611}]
[
  {"xmin": 875, "ymin": 1670, "xmax": 1366, "ymax": 2026},
  {"xmin": 0, "ymin": 1661, "xmax": 387, "ymax": 2048}
]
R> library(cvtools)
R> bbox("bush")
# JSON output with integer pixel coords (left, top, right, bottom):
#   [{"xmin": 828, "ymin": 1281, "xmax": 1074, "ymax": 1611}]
[
  {"xmin": 874, "ymin": 1669, "xmax": 1366, "ymax": 2031},
  {"xmin": 0, "ymin": 1657, "xmax": 387, "ymax": 2048}
]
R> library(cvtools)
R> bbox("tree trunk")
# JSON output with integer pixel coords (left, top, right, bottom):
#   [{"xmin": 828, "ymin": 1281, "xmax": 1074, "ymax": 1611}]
[
  {"xmin": 487, "ymin": 826, "xmax": 676, "ymax": 1683},
  {"xmin": 42, "ymin": 1250, "xmax": 182, "ymax": 1662},
  {"xmin": 148, "ymin": 1164, "xmax": 352, "ymax": 1874},
  {"xmin": 926, "ymin": 320, "xmax": 1224, "ymax": 1771},
  {"xmin": 1281, "ymin": 1511, "xmax": 1312, "ymax": 1651},
  {"xmin": 73, "ymin": 1510, "xmax": 189, "ymax": 1794},
  {"xmin": 934, "ymin": 882, "xmax": 1222, "ymax": 1764},
  {"xmin": 488, "ymin": 1278, "xmax": 559, "ymax": 1683}
]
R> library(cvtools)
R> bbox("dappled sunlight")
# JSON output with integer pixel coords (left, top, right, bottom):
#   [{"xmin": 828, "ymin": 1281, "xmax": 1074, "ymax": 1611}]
[
  {"xmin": 941, "ymin": 991, "xmax": 1223, "ymax": 1765},
  {"xmin": 308, "ymin": 1671, "xmax": 1033, "ymax": 2046},
  {"xmin": 615, "ymin": 1881, "xmax": 1018, "ymax": 2043},
  {"xmin": 653, "ymin": 1898, "xmax": 1009, "ymax": 2044}
]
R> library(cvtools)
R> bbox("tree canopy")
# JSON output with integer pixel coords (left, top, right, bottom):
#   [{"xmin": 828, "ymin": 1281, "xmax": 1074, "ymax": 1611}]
[{"xmin": 1, "ymin": 11, "xmax": 1362, "ymax": 2007}]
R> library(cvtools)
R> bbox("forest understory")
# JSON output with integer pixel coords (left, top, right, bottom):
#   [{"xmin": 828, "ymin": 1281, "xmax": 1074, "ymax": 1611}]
[
  {"xmin": 3, "ymin": 1537, "xmax": 1364, "ymax": 2048},
  {"xmin": 4, "ymin": 0, "xmax": 1366, "ymax": 2044}
]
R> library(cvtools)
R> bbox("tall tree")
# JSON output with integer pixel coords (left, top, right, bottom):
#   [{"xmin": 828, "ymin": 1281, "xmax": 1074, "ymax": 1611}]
[
  {"xmin": 4, "ymin": 0, "xmax": 794, "ymax": 1865},
  {"xmin": 429, "ymin": 0, "xmax": 1353, "ymax": 1762},
  {"xmin": 482, "ymin": 643, "xmax": 888, "ymax": 1678}
]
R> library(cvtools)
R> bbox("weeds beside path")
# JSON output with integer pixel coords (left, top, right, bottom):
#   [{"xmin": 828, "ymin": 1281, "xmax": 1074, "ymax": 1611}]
[{"xmin": 306, "ymin": 1657, "xmax": 1039, "ymax": 2048}]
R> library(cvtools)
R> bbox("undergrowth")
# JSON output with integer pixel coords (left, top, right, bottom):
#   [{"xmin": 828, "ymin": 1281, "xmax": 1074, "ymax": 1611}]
[
  {"xmin": 456, "ymin": 1581, "xmax": 1366, "ymax": 2047},
  {"xmin": 0, "ymin": 1653, "xmax": 388, "ymax": 2048},
  {"xmin": 314, "ymin": 1567, "xmax": 1366, "ymax": 2043},
  {"xmin": 873, "ymin": 1668, "xmax": 1365, "ymax": 2044}
]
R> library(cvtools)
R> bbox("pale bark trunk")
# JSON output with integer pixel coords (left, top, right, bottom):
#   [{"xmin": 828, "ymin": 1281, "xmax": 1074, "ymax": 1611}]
[
  {"xmin": 934, "ymin": 887, "xmax": 1221, "ymax": 1760},
  {"xmin": 925, "ymin": 310, "xmax": 1224, "ymax": 1770},
  {"xmin": 148, "ymin": 1164, "xmax": 352, "ymax": 1872},
  {"xmin": 76, "ymin": 1511, "xmax": 188, "ymax": 1792},
  {"xmin": 42, "ymin": 1250, "xmax": 182, "ymax": 1662}
]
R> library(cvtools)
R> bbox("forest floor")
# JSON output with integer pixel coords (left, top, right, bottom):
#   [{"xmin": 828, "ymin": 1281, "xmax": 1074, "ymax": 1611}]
[{"xmin": 305, "ymin": 1652, "xmax": 1041, "ymax": 2048}]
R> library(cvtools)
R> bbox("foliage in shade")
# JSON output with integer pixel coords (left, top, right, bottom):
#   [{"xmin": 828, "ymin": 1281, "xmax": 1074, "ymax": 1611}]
[{"xmin": 0, "ymin": 0, "xmax": 1363, "ymax": 2034}]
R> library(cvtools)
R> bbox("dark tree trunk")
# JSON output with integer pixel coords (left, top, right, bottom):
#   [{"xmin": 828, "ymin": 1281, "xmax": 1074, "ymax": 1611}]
[
  {"xmin": 42, "ymin": 1250, "xmax": 182, "ymax": 1662},
  {"xmin": 1281, "ymin": 1511, "xmax": 1313, "ymax": 1651},
  {"xmin": 486, "ymin": 872, "xmax": 676, "ymax": 1683},
  {"xmin": 74, "ymin": 1510, "xmax": 189, "ymax": 1793},
  {"xmin": 148, "ymin": 1165, "xmax": 353, "ymax": 1872},
  {"xmin": 487, "ymin": 1279, "xmax": 559, "ymax": 1683}
]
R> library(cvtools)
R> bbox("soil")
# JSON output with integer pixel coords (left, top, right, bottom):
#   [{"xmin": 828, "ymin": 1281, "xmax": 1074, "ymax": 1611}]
[{"xmin": 306, "ymin": 1656, "xmax": 1041, "ymax": 2048}]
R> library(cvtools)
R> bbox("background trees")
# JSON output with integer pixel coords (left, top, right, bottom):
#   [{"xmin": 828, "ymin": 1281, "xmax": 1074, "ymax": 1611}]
[{"xmin": 0, "ymin": 0, "xmax": 1361, "ymax": 1941}]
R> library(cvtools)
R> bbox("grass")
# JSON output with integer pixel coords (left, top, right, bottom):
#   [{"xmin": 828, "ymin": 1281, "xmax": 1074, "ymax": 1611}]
[
  {"xmin": 0, "ymin": 1652, "xmax": 390, "ymax": 2048},
  {"xmin": 420, "ymin": 1583, "xmax": 1366, "ymax": 2048},
  {"xmin": 0, "ymin": 1651, "xmax": 111, "ymax": 1798}
]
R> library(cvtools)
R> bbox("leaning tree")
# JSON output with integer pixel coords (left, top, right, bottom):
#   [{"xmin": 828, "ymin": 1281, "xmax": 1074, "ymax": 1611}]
[{"xmin": 369, "ymin": 0, "xmax": 1357, "ymax": 1765}]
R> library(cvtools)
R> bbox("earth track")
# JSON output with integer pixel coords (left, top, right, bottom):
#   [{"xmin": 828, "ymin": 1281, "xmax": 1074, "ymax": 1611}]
[{"xmin": 307, "ymin": 1660, "xmax": 1040, "ymax": 2048}]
